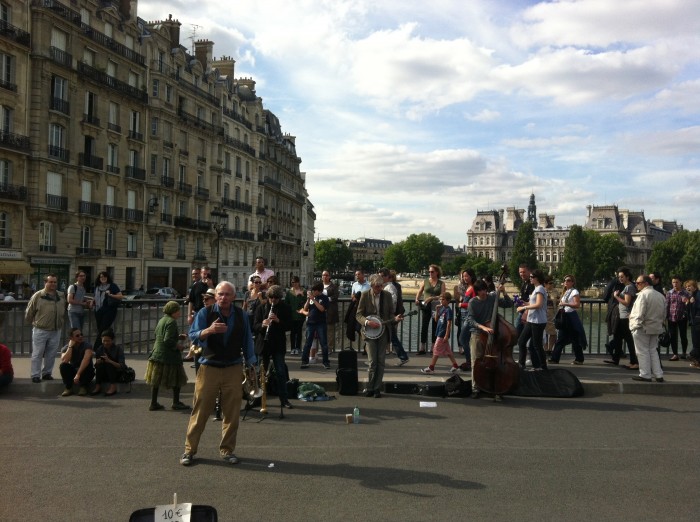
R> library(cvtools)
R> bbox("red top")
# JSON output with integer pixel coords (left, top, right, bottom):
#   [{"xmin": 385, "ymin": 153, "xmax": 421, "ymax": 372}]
[
  {"xmin": 459, "ymin": 286, "xmax": 476, "ymax": 308},
  {"xmin": 0, "ymin": 343, "xmax": 13, "ymax": 377}
]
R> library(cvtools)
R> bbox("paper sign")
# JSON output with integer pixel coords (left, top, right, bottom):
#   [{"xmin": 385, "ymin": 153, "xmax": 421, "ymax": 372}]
[
  {"xmin": 419, "ymin": 401, "xmax": 437, "ymax": 407},
  {"xmin": 154, "ymin": 503, "xmax": 193, "ymax": 522}
]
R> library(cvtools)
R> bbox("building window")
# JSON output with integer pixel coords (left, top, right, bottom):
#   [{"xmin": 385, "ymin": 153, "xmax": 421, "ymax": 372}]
[
  {"xmin": 150, "ymin": 154, "xmax": 157, "ymax": 175},
  {"xmin": 127, "ymin": 232, "xmax": 137, "ymax": 256},
  {"xmin": 165, "ymin": 84, "xmax": 173, "ymax": 103},
  {"xmin": 0, "ymin": 212, "xmax": 7, "ymax": 246},
  {"xmin": 0, "ymin": 53, "xmax": 14, "ymax": 91},
  {"xmin": 162, "ymin": 157, "xmax": 170, "ymax": 177},
  {"xmin": 0, "ymin": 159, "xmax": 10, "ymax": 185},
  {"xmin": 152, "ymin": 79, "xmax": 159, "ymax": 97},
  {"xmin": 151, "ymin": 117, "xmax": 158, "ymax": 136},
  {"xmin": 39, "ymin": 221, "xmax": 54, "ymax": 250},
  {"xmin": 80, "ymin": 226, "xmax": 91, "ymax": 249},
  {"xmin": 0, "ymin": 104, "xmax": 12, "ymax": 132},
  {"xmin": 105, "ymin": 228, "xmax": 114, "ymax": 254}
]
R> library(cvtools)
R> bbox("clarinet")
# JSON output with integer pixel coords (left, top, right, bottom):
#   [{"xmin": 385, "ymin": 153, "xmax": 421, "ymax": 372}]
[{"xmin": 263, "ymin": 303, "xmax": 275, "ymax": 341}]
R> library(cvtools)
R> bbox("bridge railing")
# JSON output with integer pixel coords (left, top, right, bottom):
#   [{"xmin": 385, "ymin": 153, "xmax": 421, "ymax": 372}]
[{"xmin": 0, "ymin": 297, "xmax": 622, "ymax": 356}]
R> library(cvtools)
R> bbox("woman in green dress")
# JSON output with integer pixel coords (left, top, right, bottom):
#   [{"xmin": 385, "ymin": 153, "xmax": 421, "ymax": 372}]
[{"xmin": 145, "ymin": 301, "xmax": 189, "ymax": 411}]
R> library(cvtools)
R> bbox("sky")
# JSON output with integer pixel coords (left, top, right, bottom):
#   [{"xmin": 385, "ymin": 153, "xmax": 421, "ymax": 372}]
[{"xmin": 137, "ymin": 0, "xmax": 700, "ymax": 247}]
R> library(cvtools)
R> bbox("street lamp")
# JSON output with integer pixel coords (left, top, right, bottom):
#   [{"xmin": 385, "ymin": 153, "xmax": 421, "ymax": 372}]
[{"xmin": 211, "ymin": 206, "xmax": 229, "ymax": 281}]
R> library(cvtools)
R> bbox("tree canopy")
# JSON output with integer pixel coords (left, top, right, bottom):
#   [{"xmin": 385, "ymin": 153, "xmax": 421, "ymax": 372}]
[
  {"xmin": 509, "ymin": 221, "xmax": 538, "ymax": 285},
  {"xmin": 648, "ymin": 230, "xmax": 700, "ymax": 281},
  {"xmin": 400, "ymin": 233, "xmax": 444, "ymax": 273},
  {"xmin": 313, "ymin": 238, "xmax": 353, "ymax": 274}
]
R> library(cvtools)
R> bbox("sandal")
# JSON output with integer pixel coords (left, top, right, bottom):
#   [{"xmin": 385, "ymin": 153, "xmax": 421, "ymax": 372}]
[{"xmin": 669, "ymin": 355, "xmax": 680, "ymax": 361}]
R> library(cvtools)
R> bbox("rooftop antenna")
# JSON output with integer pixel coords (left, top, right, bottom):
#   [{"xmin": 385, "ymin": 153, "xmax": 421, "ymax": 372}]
[{"xmin": 189, "ymin": 24, "xmax": 202, "ymax": 54}]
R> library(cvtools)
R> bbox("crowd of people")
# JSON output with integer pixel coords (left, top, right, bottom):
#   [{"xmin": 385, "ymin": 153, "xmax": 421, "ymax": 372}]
[{"xmin": 5, "ymin": 260, "xmax": 700, "ymax": 467}]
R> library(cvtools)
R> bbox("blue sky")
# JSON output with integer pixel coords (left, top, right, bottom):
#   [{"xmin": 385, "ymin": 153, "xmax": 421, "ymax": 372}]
[{"xmin": 138, "ymin": 0, "xmax": 700, "ymax": 247}]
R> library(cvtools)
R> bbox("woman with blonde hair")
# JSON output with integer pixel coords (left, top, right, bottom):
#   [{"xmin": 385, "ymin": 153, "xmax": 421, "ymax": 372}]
[{"xmin": 415, "ymin": 264, "xmax": 446, "ymax": 355}]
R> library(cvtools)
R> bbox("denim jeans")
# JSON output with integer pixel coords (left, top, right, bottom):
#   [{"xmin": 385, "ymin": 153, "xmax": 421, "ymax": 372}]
[
  {"xmin": 68, "ymin": 312, "xmax": 85, "ymax": 330},
  {"xmin": 301, "ymin": 322, "xmax": 329, "ymax": 365},
  {"xmin": 31, "ymin": 328, "xmax": 62, "ymax": 379},
  {"xmin": 390, "ymin": 326, "xmax": 409, "ymax": 362}
]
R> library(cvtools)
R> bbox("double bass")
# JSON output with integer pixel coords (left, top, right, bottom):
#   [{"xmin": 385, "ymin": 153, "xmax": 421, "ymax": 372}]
[{"xmin": 472, "ymin": 266, "xmax": 520, "ymax": 396}]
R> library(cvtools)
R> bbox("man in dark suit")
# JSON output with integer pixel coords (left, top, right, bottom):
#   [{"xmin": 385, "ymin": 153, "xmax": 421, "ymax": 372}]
[{"xmin": 356, "ymin": 274, "xmax": 404, "ymax": 398}]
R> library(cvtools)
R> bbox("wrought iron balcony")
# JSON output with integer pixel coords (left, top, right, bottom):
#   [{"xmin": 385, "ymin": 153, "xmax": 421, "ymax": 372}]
[
  {"xmin": 223, "ymin": 230, "xmax": 256, "ymax": 241},
  {"xmin": 0, "ymin": 183, "xmax": 27, "ymax": 201},
  {"xmin": 50, "ymin": 97, "xmax": 70, "ymax": 115},
  {"xmin": 177, "ymin": 181, "xmax": 192, "ymax": 195},
  {"xmin": 77, "ymin": 62, "xmax": 148, "ymax": 104},
  {"xmin": 106, "ymin": 165, "xmax": 120, "ymax": 174},
  {"xmin": 78, "ymin": 200, "xmax": 101, "ymax": 216},
  {"xmin": 193, "ymin": 251, "xmax": 207, "ymax": 262},
  {"xmin": 75, "ymin": 247, "xmax": 101, "ymax": 256},
  {"xmin": 176, "ymin": 250, "xmax": 186, "ymax": 260},
  {"xmin": 126, "ymin": 250, "xmax": 138, "ymax": 258},
  {"xmin": 197, "ymin": 156, "xmax": 207, "ymax": 164},
  {"xmin": 49, "ymin": 46, "xmax": 72, "ymax": 69},
  {"xmin": 79, "ymin": 22, "xmax": 145, "ymax": 66},
  {"xmin": 221, "ymin": 197, "xmax": 253, "ymax": 213},
  {"xmin": 104, "ymin": 249, "xmax": 116, "ymax": 257},
  {"xmin": 48, "ymin": 145, "xmax": 70, "ymax": 162},
  {"xmin": 161, "ymin": 176, "xmax": 174, "ymax": 188},
  {"xmin": 46, "ymin": 194, "xmax": 68, "ymax": 211},
  {"xmin": 195, "ymin": 186, "xmax": 210, "ymax": 199},
  {"xmin": 103, "ymin": 205, "xmax": 123, "ymax": 220},
  {"xmin": 42, "ymin": 0, "xmax": 81, "ymax": 25},
  {"xmin": 39, "ymin": 245, "xmax": 57, "ymax": 253},
  {"xmin": 153, "ymin": 250, "xmax": 165, "ymax": 259},
  {"xmin": 125, "ymin": 208, "xmax": 144, "ymax": 223},
  {"xmin": 0, "ymin": 77, "xmax": 16, "ymax": 92},
  {"xmin": 125, "ymin": 166, "xmax": 146, "ymax": 181},
  {"xmin": 78, "ymin": 153, "xmax": 103, "ymax": 170},
  {"xmin": 174, "ymin": 216, "xmax": 211, "ymax": 231},
  {"xmin": 128, "ymin": 130, "xmax": 144, "ymax": 141},
  {"xmin": 221, "ymin": 134, "xmax": 256, "ymax": 156},
  {"xmin": 0, "ymin": 238, "xmax": 11, "ymax": 247},
  {"xmin": 0, "ymin": 131, "xmax": 30, "ymax": 153},
  {"xmin": 0, "ymin": 20, "xmax": 30, "ymax": 48},
  {"xmin": 107, "ymin": 122, "xmax": 121, "ymax": 133},
  {"xmin": 83, "ymin": 113, "xmax": 100, "ymax": 126},
  {"xmin": 160, "ymin": 213, "xmax": 173, "ymax": 225}
]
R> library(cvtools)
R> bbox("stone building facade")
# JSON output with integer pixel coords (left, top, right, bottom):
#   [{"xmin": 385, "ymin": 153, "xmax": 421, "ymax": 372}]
[
  {"xmin": 0, "ymin": 0, "xmax": 314, "ymax": 296},
  {"xmin": 467, "ymin": 194, "xmax": 680, "ymax": 275}
]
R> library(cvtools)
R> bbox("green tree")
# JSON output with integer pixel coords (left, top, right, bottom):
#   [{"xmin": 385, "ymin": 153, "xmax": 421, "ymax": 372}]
[
  {"xmin": 402, "ymin": 233, "xmax": 444, "ymax": 273},
  {"xmin": 383, "ymin": 243, "xmax": 409, "ymax": 273},
  {"xmin": 559, "ymin": 225, "xmax": 595, "ymax": 287},
  {"xmin": 460, "ymin": 254, "xmax": 502, "ymax": 281},
  {"xmin": 313, "ymin": 238, "xmax": 353, "ymax": 274},
  {"xmin": 509, "ymin": 222, "xmax": 538, "ymax": 285},
  {"xmin": 590, "ymin": 232, "xmax": 627, "ymax": 281},
  {"xmin": 648, "ymin": 230, "xmax": 700, "ymax": 280}
]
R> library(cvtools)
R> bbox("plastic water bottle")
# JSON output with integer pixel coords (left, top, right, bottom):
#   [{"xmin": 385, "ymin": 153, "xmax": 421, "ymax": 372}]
[{"xmin": 353, "ymin": 406, "xmax": 360, "ymax": 424}]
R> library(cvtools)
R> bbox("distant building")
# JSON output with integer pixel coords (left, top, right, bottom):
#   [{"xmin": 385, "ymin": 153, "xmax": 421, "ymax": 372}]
[
  {"xmin": 466, "ymin": 195, "xmax": 681, "ymax": 274},
  {"xmin": 346, "ymin": 238, "xmax": 392, "ymax": 269}
]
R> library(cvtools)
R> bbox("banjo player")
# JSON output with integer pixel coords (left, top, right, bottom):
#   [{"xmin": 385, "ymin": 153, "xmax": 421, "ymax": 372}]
[{"xmin": 356, "ymin": 274, "xmax": 405, "ymax": 398}]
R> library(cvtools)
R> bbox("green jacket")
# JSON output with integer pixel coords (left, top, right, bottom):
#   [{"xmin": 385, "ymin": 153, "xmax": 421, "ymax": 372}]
[{"xmin": 149, "ymin": 315, "xmax": 182, "ymax": 365}]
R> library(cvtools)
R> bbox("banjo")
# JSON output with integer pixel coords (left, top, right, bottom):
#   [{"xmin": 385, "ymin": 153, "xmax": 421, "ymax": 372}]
[{"xmin": 364, "ymin": 310, "xmax": 418, "ymax": 340}]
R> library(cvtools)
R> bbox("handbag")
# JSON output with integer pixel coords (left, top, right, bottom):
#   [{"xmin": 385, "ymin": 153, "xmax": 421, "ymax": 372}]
[
  {"xmin": 554, "ymin": 309, "xmax": 565, "ymax": 329},
  {"xmin": 658, "ymin": 328, "xmax": 671, "ymax": 348}
]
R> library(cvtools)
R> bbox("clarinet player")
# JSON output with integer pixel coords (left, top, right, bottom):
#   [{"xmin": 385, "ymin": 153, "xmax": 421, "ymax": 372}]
[{"xmin": 253, "ymin": 285, "xmax": 293, "ymax": 409}]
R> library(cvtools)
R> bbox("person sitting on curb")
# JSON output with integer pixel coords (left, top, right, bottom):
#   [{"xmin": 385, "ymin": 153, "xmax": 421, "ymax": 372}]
[
  {"xmin": 93, "ymin": 329, "xmax": 125, "ymax": 396},
  {"xmin": 59, "ymin": 328, "xmax": 95, "ymax": 397}
]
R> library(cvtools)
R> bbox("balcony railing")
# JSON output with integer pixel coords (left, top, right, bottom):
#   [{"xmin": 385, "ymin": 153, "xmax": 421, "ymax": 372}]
[
  {"xmin": 153, "ymin": 250, "xmax": 165, "ymax": 259},
  {"xmin": 179, "ymin": 149, "xmax": 189, "ymax": 157},
  {"xmin": 75, "ymin": 247, "xmax": 101, "ymax": 256},
  {"xmin": 174, "ymin": 216, "xmax": 211, "ymax": 231},
  {"xmin": 161, "ymin": 176, "xmax": 174, "ymax": 188},
  {"xmin": 197, "ymin": 155, "xmax": 206, "ymax": 164},
  {"xmin": 103, "ymin": 205, "xmax": 123, "ymax": 220},
  {"xmin": 126, "ymin": 250, "xmax": 138, "ymax": 258},
  {"xmin": 77, "ymin": 62, "xmax": 148, "ymax": 104},
  {"xmin": 78, "ymin": 200, "xmax": 101, "ymax": 216},
  {"xmin": 107, "ymin": 122, "xmax": 121, "ymax": 133},
  {"xmin": 193, "ymin": 251, "xmax": 207, "ymax": 262},
  {"xmin": 39, "ymin": 245, "xmax": 57, "ymax": 253},
  {"xmin": 82, "ymin": 113, "xmax": 100, "ymax": 126},
  {"xmin": 125, "ymin": 166, "xmax": 146, "ymax": 181},
  {"xmin": 176, "ymin": 251, "xmax": 186, "ymax": 260},
  {"xmin": 128, "ymin": 130, "xmax": 144, "ymax": 141},
  {"xmin": 0, "ymin": 131, "xmax": 30, "ymax": 153},
  {"xmin": 78, "ymin": 153, "xmax": 103, "ymax": 170},
  {"xmin": 0, "ymin": 238, "xmax": 11, "ymax": 247},
  {"xmin": 50, "ymin": 97, "xmax": 70, "ymax": 115},
  {"xmin": 125, "ymin": 208, "xmax": 144, "ymax": 223},
  {"xmin": 221, "ymin": 134, "xmax": 256, "ymax": 157},
  {"xmin": 0, "ymin": 77, "xmax": 16, "ymax": 92},
  {"xmin": 223, "ymin": 230, "xmax": 256, "ymax": 241},
  {"xmin": 49, "ymin": 46, "xmax": 72, "ymax": 68},
  {"xmin": 177, "ymin": 181, "xmax": 192, "ymax": 195},
  {"xmin": 176, "ymin": 107, "xmax": 221, "ymax": 135},
  {"xmin": 106, "ymin": 165, "xmax": 120, "ymax": 174},
  {"xmin": 0, "ymin": 20, "xmax": 31, "ymax": 48},
  {"xmin": 48, "ymin": 144, "xmax": 70, "ymax": 162},
  {"xmin": 0, "ymin": 183, "xmax": 27, "ymax": 201},
  {"xmin": 160, "ymin": 213, "xmax": 172, "ymax": 225},
  {"xmin": 222, "ymin": 107, "xmax": 253, "ymax": 130},
  {"xmin": 42, "ymin": 0, "xmax": 82, "ymax": 26},
  {"xmin": 195, "ymin": 186, "xmax": 209, "ymax": 198},
  {"xmin": 221, "ymin": 198, "xmax": 253, "ymax": 213},
  {"xmin": 104, "ymin": 249, "xmax": 116, "ymax": 257},
  {"xmin": 79, "ymin": 22, "xmax": 145, "ymax": 67},
  {"xmin": 46, "ymin": 194, "xmax": 68, "ymax": 211}
]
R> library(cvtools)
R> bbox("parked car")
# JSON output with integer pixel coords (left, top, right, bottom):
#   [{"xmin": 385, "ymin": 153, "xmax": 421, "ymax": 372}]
[
  {"xmin": 145, "ymin": 287, "xmax": 181, "ymax": 299},
  {"xmin": 122, "ymin": 289, "xmax": 146, "ymax": 307}
]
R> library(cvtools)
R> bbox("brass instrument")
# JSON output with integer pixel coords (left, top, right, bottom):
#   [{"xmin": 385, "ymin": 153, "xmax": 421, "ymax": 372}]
[
  {"xmin": 259, "ymin": 359, "xmax": 268, "ymax": 414},
  {"xmin": 242, "ymin": 359, "xmax": 263, "ymax": 400}
]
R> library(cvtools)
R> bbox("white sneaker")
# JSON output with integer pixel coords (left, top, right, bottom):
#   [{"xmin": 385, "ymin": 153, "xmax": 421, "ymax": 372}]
[
  {"xmin": 421, "ymin": 367, "xmax": 434, "ymax": 374},
  {"xmin": 308, "ymin": 357, "xmax": 317, "ymax": 364},
  {"xmin": 450, "ymin": 366, "xmax": 460, "ymax": 373},
  {"xmin": 525, "ymin": 358, "xmax": 532, "ymax": 368}
]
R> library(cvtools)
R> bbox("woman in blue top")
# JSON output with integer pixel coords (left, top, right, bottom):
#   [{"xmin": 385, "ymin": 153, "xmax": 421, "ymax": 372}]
[{"xmin": 516, "ymin": 269, "xmax": 548, "ymax": 370}]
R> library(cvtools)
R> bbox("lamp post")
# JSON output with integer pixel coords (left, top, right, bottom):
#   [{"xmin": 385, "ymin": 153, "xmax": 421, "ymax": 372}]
[
  {"xmin": 211, "ymin": 206, "xmax": 229, "ymax": 282},
  {"xmin": 266, "ymin": 225, "xmax": 273, "ymax": 266}
]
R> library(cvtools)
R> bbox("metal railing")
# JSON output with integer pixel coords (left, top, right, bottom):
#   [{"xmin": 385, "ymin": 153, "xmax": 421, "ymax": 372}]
[{"xmin": 1, "ymin": 297, "xmax": 628, "ymax": 357}]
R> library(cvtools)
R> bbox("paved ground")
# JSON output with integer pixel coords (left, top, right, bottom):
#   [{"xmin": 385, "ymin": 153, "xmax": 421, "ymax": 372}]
[{"xmin": 1, "ymin": 389, "xmax": 699, "ymax": 521}]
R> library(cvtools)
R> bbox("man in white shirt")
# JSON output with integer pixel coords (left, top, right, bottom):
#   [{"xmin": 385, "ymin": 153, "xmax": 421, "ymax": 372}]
[
  {"xmin": 248, "ymin": 257, "xmax": 275, "ymax": 291},
  {"xmin": 629, "ymin": 275, "xmax": 666, "ymax": 382},
  {"xmin": 351, "ymin": 271, "xmax": 370, "ymax": 300}
]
